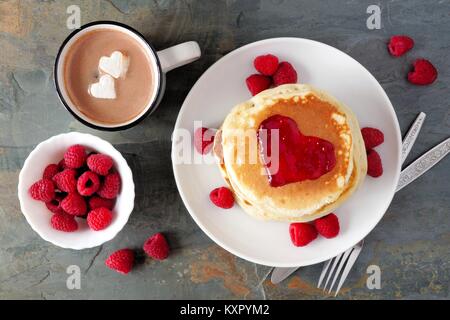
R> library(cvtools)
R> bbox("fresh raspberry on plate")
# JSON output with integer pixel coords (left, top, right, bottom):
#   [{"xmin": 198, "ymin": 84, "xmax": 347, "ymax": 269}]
[
  {"xmin": 97, "ymin": 172, "xmax": 121, "ymax": 199},
  {"xmin": 289, "ymin": 223, "xmax": 318, "ymax": 247},
  {"xmin": 87, "ymin": 154, "xmax": 114, "ymax": 176},
  {"xmin": 87, "ymin": 207, "xmax": 113, "ymax": 231},
  {"xmin": 105, "ymin": 249, "xmax": 135, "ymax": 275},
  {"xmin": 89, "ymin": 196, "xmax": 115, "ymax": 210},
  {"xmin": 273, "ymin": 61, "xmax": 297, "ymax": 86},
  {"xmin": 209, "ymin": 187, "xmax": 234, "ymax": 209},
  {"xmin": 361, "ymin": 127, "xmax": 384, "ymax": 150},
  {"xmin": 143, "ymin": 233, "xmax": 170, "ymax": 260},
  {"xmin": 42, "ymin": 164, "xmax": 59, "ymax": 180},
  {"xmin": 407, "ymin": 59, "xmax": 438, "ymax": 85},
  {"xmin": 77, "ymin": 171, "xmax": 100, "ymax": 196},
  {"xmin": 246, "ymin": 74, "xmax": 271, "ymax": 96},
  {"xmin": 64, "ymin": 145, "xmax": 87, "ymax": 169},
  {"xmin": 194, "ymin": 127, "xmax": 215, "ymax": 154},
  {"xmin": 53, "ymin": 169, "xmax": 78, "ymax": 193},
  {"xmin": 388, "ymin": 35, "xmax": 414, "ymax": 57},
  {"xmin": 46, "ymin": 192, "xmax": 66, "ymax": 214},
  {"xmin": 367, "ymin": 149, "xmax": 383, "ymax": 178},
  {"xmin": 314, "ymin": 213, "xmax": 340, "ymax": 239},
  {"xmin": 254, "ymin": 54, "xmax": 279, "ymax": 76},
  {"xmin": 29, "ymin": 179, "xmax": 55, "ymax": 202},
  {"xmin": 51, "ymin": 212, "xmax": 78, "ymax": 232},
  {"xmin": 61, "ymin": 192, "xmax": 87, "ymax": 216}
]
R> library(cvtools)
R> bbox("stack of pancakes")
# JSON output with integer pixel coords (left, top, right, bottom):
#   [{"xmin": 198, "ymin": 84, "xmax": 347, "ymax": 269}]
[{"xmin": 213, "ymin": 84, "xmax": 367, "ymax": 222}]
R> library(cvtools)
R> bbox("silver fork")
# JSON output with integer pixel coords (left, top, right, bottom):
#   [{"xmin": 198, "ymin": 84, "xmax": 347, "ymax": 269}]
[{"xmin": 317, "ymin": 240, "xmax": 364, "ymax": 296}]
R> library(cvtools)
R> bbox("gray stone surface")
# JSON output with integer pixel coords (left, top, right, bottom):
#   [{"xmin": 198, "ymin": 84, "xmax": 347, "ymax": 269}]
[{"xmin": 0, "ymin": 0, "xmax": 449, "ymax": 299}]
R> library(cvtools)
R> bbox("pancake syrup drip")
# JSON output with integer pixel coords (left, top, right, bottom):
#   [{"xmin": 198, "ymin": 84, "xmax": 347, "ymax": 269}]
[{"xmin": 258, "ymin": 115, "xmax": 336, "ymax": 187}]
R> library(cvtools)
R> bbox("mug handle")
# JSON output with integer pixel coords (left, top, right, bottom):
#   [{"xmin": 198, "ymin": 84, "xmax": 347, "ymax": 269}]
[{"xmin": 157, "ymin": 41, "xmax": 201, "ymax": 73}]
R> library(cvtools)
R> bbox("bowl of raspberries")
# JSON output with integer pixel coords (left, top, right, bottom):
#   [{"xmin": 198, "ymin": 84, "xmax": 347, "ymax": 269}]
[{"xmin": 18, "ymin": 132, "xmax": 134, "ymax": 249}]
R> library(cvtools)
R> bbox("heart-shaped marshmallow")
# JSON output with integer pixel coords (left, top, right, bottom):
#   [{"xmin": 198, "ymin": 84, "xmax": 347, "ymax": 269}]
[
  {"xmin": 99, "ymin": 51, "xmax": 129, "ymax": 79},
  {"xmin": 89, "ymin": 74, "xmax": 116, "ymax": 99}
]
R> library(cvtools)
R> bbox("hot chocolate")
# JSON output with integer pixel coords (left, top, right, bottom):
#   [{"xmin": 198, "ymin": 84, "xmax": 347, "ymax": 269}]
[{"xmin": 63, "ymin": 29, "xmax": 156, "ymax": 125}]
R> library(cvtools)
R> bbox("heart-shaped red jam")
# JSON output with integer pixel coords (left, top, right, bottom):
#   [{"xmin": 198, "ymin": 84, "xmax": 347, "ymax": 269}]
[{"xmin": 258, "ymin": 115, "xmax": 336, "ymax": 187}]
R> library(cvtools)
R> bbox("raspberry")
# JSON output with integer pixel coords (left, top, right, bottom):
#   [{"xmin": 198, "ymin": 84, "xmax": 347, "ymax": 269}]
[
  {"xmin": 46, "ymin": 192, "xmax": 66, "ymax": 214},
  {"xmin": 87, "ymin": 207, "xmax": 113, "ymax": 231},
  {"xmin": 58, "ymin": 159, "xmax": 67, "ymax": 171},
  {"xmin": 407, "ymin": 59, "xmax": 438, "ymax": 85},
  {"xmin": 273, "ymin": 61, "xmax": 297, "ymax": 86},
  {"xmin": 209, "ymin": 187, "xmax": 234, "ymax": 209},
  {"xmin": 64, "ymin": 145, "xmax": 87, "ymax": 169},
  {"xmin": 246, "ymin": 74, "xmax": 271, "ymax": 96},
  {"xmin": 53, "ymin": 169, "xmax": 77, "ymax": 193},
  {"xmin": 51, "ymin": 212, "xmax": 78, "ymax": 232},
  {"xmin": 289, "ymin": 223, "xmax": 318, "ymax": 247},
  {"xmin": 143, "ymin": 233, "xmax": 170, "ymax": 260},
  {"xmin": 361, "ymin": 127, "xmax": 384, "ymax": 150},
  {"xmin": 254, "ymin": 54, "xmax": 279, "ymax": 76},
  {"xmin": 77, "ymin": 171, "xmax": 100, "ymax": 196},
  {"xmin": 43, "ymin": 164, "xmax": 59, "ymax": 180},
  {"xmin": 61, "ymin": 192, "xmax": 87, "ymax": 216},
  {"xmin": 89, "ymin": 196, "xmax": 115, "ymax": 210},
  {"xmin": 388, "ymin": 35, "xmax": 414, "ymax": 57},
  {"xmin": 29, "ymin": 179, "xmax": 55, "ymax": 202},
  {"xmin": 87, "ymin": 154, "xmax": 113, "ymax": 176},
  {"xmin": 97, "ymin": 172, "xmax": 121, "ymax": 199},
  {"xmin": 194, "ymin": 127, "xmax": 215, "ymax": 154},
  {"xmin": 105, "ymin": 249, "xmax": 135, "ymax": 275},
  {"xmin": 367, "ymin": 149, "xmax": 383, "ymax": 178},
  {"xmin": 314, "ymin": 213, "xmax": 340, "ymax": 239}
]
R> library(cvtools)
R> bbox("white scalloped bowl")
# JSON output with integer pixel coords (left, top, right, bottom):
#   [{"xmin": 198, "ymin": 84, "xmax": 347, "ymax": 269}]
[{"xmin": 18, "ymin": 132, "xmax": 135, "ymax": 249}]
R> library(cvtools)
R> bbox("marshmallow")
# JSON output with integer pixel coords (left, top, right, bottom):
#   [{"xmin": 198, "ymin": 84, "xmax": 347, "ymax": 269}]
[
  {"xmin": 99, "ymin": 51, "xmax": 129, "ymax": 79},
  {"xmin": 89, "ymin": 74, "xmax": 116, "ymax": 99}
]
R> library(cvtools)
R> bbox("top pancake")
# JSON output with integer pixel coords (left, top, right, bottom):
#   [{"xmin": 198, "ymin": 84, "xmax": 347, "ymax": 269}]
[{"xmin": 217, "ymin": 84, "xmax": 367, "ymax": 221}]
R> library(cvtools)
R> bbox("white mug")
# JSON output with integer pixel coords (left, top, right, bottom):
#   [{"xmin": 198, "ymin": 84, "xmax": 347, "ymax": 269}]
[{"xmin": 54, "ymin": 21, "xmax": 201, "ymax": 131}]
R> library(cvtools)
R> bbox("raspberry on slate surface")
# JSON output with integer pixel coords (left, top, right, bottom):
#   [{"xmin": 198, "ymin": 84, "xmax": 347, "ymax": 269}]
[
  {"xmin": 314, "ymin": 213, "xmax": 340, "ymax": 239},
  {"xmin": 97, "ymin": 172, "xmax": 121, "ymax": 199},
  {"xmin": 407, "ymin": 59, "xmax": 438, "ymax": 85},
  {"xmin": 77, "ymin": 171, "xmax": 100, "ymax": 196},
  {"xmin": 143, "ymin": 233, "xmax": 170, "ymax": 260},
  {"xmin": 209, "ymin": 187, "xmax": 235, "ymax": 209},
  {"xmin": 87, "ymin": 207, "xmax": 113, "ymax": 231},
  {"xmin": 246, "ymin": 74, "xmax": 271, "ymax": 96},
  {"xmin": 367, "ymin": 149, "xmax": 383, "ymax": 178},
  {"xmin": 87, "ymin": 154, "xmax": 113, "ymax": 176},
  {"xmin": 51, "ymin": 212, "xmax": 78, "ymax": 232},
  {"xmin": 61, "ymin": 192, "xmax": 87, "ymax": 216},
  {"xmin": 64, "ymin": 145, "xmax": 87, "ymax": 169},
  {"xmin": 105, "ymin": 249, "xmax": 135, "ymax": 275},
  {"xmin": 53, "ymin": 169, "xmax": 77, "ymax": 193},
  {"xmin": 388, "ymin": 35, "xmax": 414, "ymax": 57},
  {"xmin": 254, "ymin": 54, "xmax": 279, "ymax": 76},
  {"xmin": 29, "ymin": 179, "xmax": 55, "ymax": 202},
  {"xmin": 289, "ymin": 223, "xmax": 318, "ymax": 247}
]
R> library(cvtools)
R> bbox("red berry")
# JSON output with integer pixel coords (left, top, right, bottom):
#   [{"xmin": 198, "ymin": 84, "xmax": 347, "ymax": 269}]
[
  {"xmin": 254, "ymin": 54, "xmax": 279, "ymax": 76},
  {"xmin": 361, "ymin": 127, "xmax": 384, "ymax": 150},
  {"xmin": 194, "ymin": 127, "xmax": 215, "ymax": 154},
  {"xmin": 29, "ymin": 179, "xmax": 55, "ymax": 202},
  {"xmin": 388, "ymin": 35, "xmax": 414, "ymax": 57},
  {"xmin": 246, "ymin": 74, "xmax": 271, "ymax": 96},
  {"xmin": 407, "ymin": 59, "xmax": 438, "ymax": 85},
  {"xmin": 58, "ymin": 159, "xmax": 67, "ymax": 171},
  {"xmin": 46, "ymin": 192, "xmax": 66, "ymax": 214},
  {"xmin": 273, "ymin": 61, "xmax": 297, "ymax": 86},
  {"xmin": 89, "ymin": 196, "xmax": 115, "ymax": 210},
  {"xmin": 367, "ymin": 149, "xmax": 383, "ymax": 178},
  {"xmin": 97, "ymin": 172, "xmax": 121, "ymax": 199},
  {"xmin": 87, "ymin": 207, "xmax": 113, "ymax": 231},
  {"xmin": 61, "ymin": 192, "xmax": 87, "ymax": 216},
  {"xmin": 42, "ymin": 164, "xmax": 59, "ymax": 180},
  {"xmin": 209, "ymin": 187, "xmax": 234, "ymax": 209},
  {"xmin": 87, "ymin": 154, "xmax": 114, "ymax": 176},
  {"xmin": 314, "ymin": 213, "xmax": 340, "ymax": 239},
  {"xmin": 51, "ymin": 212, "xmax": 78, "ymax": 232},
  {"xmin": 64, "ymin": 145, "xmax": 87, "ymax": 169},
  {"xmin": 105, "ymin": 249, "xmax": 135, "ymax": 275},
  {"xmin": 77, "ymin": 171, "xmax": 100, "ymax": 196},
  {"xmin": 289, "ymin": 223, "xmax": 318, "ymax": 247},
  {"xmin": 53, "ymin": 169, "xmax": 77, "ymax": 193},
  {"xmin": 143, "ymin": 233, "xmax": 170, "ymax": 260}
]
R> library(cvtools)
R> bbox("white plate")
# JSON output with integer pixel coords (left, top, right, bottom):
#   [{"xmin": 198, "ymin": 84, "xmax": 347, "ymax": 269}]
[{"xmin": 172, "ymin": 38, "xmax": 401, "ymax": 267}]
